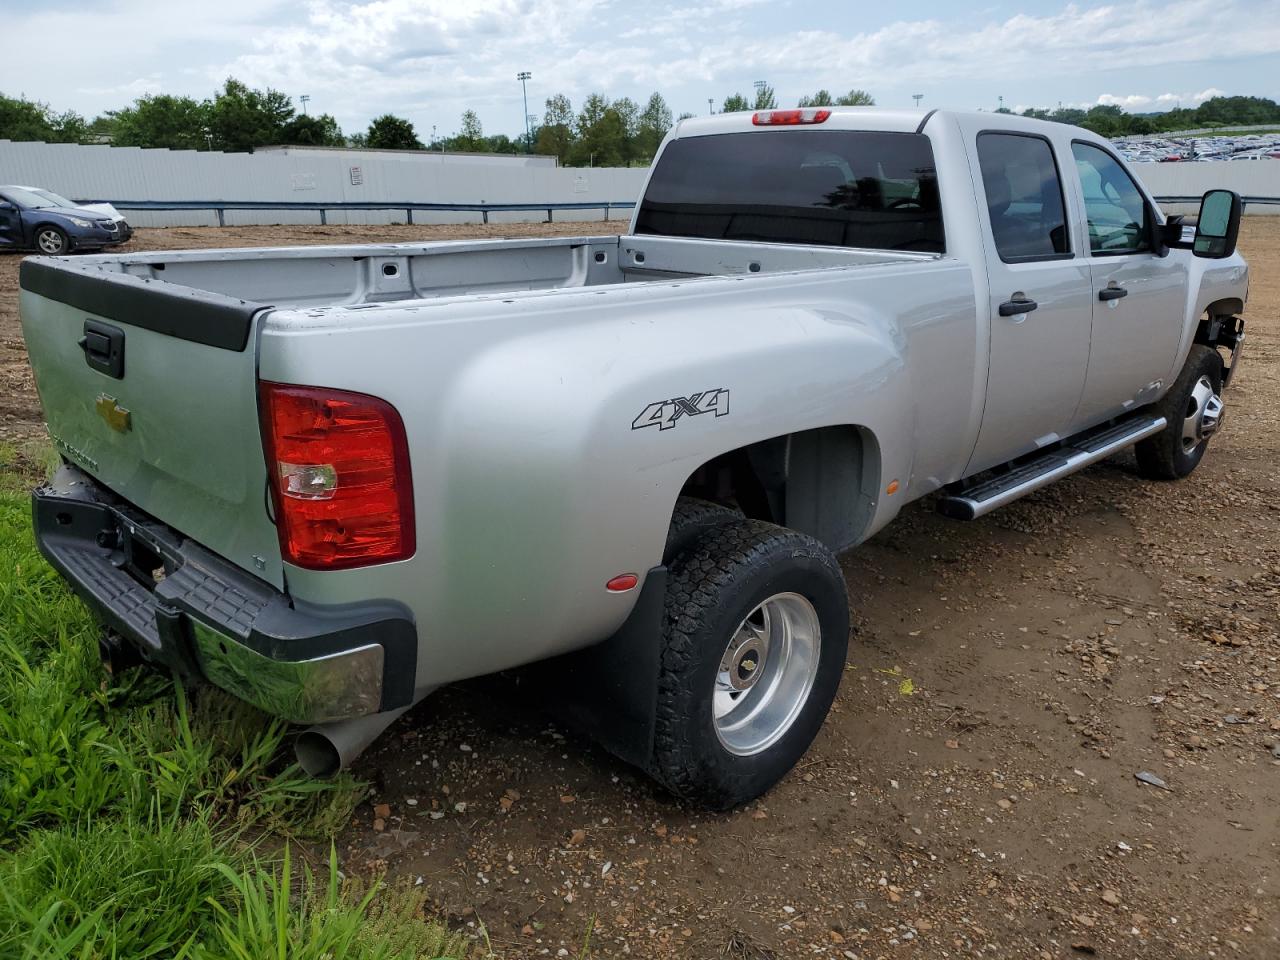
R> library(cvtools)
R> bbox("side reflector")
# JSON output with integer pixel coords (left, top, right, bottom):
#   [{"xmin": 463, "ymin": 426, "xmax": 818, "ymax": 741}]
[
  {"xmin": 752, "ymin": 108, "xmax": 832, "ymax": 126},
  {"xmin": 260, "ymin": 382, "xmax": 415, "ymax": 570},
  {"xmin": 606, "ymin": 573, "xmax": 639, "ymax": 593}
]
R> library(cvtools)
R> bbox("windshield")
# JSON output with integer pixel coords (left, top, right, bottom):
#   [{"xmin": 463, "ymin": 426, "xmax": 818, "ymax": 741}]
[
  {"xmin": 34, "ymin": 189, "xmax": 78, "ymax": 208},
  {"xmin": 2, "ymin": 186, "xmax": 66, "ymax": 209},
  {"xmin": 636, "ymin": 130, "xmax": 945, "ymax": 252}
]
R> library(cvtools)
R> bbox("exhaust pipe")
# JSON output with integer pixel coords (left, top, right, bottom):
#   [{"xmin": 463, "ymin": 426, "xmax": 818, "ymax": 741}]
[{"xmin": 295, "ymin": 688, "xmax": 436, "ymax": 777}]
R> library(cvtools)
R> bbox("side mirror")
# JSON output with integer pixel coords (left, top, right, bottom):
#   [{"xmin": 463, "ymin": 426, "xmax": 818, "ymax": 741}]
[{"xmin": 1193, "ymin": 189, "xmax": 1241, "ymax": 259}]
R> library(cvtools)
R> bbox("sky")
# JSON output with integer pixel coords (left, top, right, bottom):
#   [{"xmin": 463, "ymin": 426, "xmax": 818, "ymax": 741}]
[{"xmin": 2, "ymin": 0, "xmax": 1278, "ymax": 141}]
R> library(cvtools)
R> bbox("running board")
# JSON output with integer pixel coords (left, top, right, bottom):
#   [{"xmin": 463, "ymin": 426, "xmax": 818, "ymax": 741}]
[{"xmin": 937, "ymin": 414, "xmax": 1167, "ymax": 521}]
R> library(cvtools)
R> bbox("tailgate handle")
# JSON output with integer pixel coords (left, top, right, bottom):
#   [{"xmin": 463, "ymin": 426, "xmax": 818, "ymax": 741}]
[{"xmin": 79, "ymin": 319, "xmax": 125, "ymax": 379}]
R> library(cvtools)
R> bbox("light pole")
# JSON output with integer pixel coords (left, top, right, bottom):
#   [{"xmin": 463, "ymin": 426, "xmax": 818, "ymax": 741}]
[
  {"xmin": 517, "ymin": 71, "xmax": 532, "ymax": 152},
  {"xmin": 708, "ymin": 98, "xmax": 714, "ymax": 115},
  {"xmin": 912, "ymin": 93, "xmax": 923, "ymax": 108},
  {"xmin": 753, "ymin": 79, "xmax": 767, "ymax": 108},
  {"xmin": 300, "ymin": 95, "xmax": 310, "ymax": 115}
]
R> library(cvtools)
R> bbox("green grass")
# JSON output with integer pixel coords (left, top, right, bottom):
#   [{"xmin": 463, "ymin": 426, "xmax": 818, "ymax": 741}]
[{"xmin": 0, "ymin": 442, "xmax": 471, "ymax": 959}]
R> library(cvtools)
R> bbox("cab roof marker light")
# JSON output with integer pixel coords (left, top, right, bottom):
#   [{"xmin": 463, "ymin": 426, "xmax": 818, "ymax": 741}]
[{"xmin": 752, "ymin": 109, "xmax": 832, "ymax": 126}]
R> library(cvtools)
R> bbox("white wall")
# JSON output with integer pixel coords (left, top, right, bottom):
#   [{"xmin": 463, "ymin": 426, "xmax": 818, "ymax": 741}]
[
  {"xmin": 1131, "ymin": 161, "xmax": 1280, "ymax": 214},
  {"xmin": 0, "ymin": 140, "xmax": 650, "ymax": 226},
  {"xmin": 3, "ymin": 140, "xmax": 1275, "ymax": 227}
]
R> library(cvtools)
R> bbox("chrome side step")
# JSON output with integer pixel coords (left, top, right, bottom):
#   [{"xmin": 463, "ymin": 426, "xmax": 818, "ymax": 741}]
[{"xmin": 937, "ymin": 413, "xmax": 1167, "ymax": 521}]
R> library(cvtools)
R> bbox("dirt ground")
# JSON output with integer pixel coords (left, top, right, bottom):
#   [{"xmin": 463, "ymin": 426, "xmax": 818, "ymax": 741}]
[{"xmin": 3, "ymin": 220, "xmax": 1278, "ymax": 959}]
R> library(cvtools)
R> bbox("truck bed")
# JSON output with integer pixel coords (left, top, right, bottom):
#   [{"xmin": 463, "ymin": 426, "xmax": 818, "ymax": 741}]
[{"xmin": 50, "ymin": 235, "xmax": 935, "ymax": 310}]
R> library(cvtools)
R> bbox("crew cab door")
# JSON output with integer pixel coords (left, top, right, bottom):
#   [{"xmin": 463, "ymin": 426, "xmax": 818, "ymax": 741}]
[
  {"xmin": 1065, "ymin": 141, "xmax": 1189, "ymax": 428},
  {"xmin": 965, "ymin": 129, "xmax": 1093, "ymax": 474}
]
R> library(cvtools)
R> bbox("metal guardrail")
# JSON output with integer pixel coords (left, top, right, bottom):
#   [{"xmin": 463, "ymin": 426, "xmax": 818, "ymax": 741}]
[
  {"xmin": 1154, "ymin": 195, "xmax": 1279, "ymax": 209},
  {"xmin": 91, "ymin": 199, "xmax": 638, "ymax": 226},
  {"xmin": 84, "ymin": 195, "xmax": 1277, "ymax": 227}
]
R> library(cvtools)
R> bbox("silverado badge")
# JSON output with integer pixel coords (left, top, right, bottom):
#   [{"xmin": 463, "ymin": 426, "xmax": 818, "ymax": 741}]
[{"xmin": 95, "ymin": 394, "xmax": 131, "ymax": 433}]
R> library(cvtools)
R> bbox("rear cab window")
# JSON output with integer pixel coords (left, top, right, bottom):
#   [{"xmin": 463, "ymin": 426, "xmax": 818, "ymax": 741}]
[
  {"xmin": 635, "ymin": 130, "xmax": 944, "ymax": 253},
  {"xmin": 975, "ymin": 133, "xmax": 1071, "ymax": 262}
]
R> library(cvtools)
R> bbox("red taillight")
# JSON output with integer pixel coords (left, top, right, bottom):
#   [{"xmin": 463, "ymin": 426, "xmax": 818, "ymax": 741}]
[
  {"xmin": 259, "ymin": 382, "xmax": 415, "ymax": 570},
  {"xmin": 752, "ymin": 108, "xmax": 831, "ymax": 126}
]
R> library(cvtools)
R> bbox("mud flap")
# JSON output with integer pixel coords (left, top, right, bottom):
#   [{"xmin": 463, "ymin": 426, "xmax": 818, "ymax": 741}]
[{"xmin": 514, "ymin": 566, "xmax": 666, "ymax": 771}]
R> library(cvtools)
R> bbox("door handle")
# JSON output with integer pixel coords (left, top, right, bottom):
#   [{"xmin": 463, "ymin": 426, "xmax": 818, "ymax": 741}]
[
  {"xmin": 79, "ymin": 319, "xmax": 126, "ymax": 379},
  {"xmin": 1098, "ymin": 286, "xmax": 1128, "ymax": 302},
  {"xmin": 998, "ymin": 297, "xmax": 1038, "ymax": 317}
]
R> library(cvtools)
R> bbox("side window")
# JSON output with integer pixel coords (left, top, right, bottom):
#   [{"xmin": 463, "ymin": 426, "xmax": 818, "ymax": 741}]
[
  {"xmin": 1071, "ymin": 142, "xmax": 1151, "ymax": 255},
  {"xmin": 976, "ymin": 133, "xmax": 1070, "ymax": 262}
]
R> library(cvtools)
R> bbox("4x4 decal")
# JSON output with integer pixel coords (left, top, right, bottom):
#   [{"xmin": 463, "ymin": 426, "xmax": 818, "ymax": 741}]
[{"xmin": 632, "ymin": 389, "xmax": 730, "ymax": 431}]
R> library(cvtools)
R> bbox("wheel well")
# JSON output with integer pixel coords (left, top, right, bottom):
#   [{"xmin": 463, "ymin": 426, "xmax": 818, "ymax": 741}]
[
  {"xmin": 676, "ymin": 425, "xmax": 880, "ymax": 553},
  {"xmin": 1194, "ymin": 298, "xmax": 1244, "ymax": 377}
]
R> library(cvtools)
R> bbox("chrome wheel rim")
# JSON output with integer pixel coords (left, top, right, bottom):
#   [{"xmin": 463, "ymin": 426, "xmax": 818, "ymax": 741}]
[
  {"xmin": 1181, "ymin": 375, "xmax": 1223, "ymax": 453},
  {"xmin": 36, "ymin": 230, "xmax": 64, "ymax": 254},
  {"xmin": 713, "ymin": 592, "xmax": 821, "ymax": 756}
]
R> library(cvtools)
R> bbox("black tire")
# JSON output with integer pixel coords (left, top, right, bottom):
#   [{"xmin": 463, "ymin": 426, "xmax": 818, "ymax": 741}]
[
  {"xmin": 1135, "ymin": 345, "xmax": 1224, "ymax": 480},
  {"xmin": 33, "ymin": 225, "xmax": 69, "ymax": 255},
  {"xmin": 662, "ymin": 497, "xmax": 739, "ymax": 565},
  {"xmin": 652, "ymin": 520, "xmax": 850, "ymax": 809}
]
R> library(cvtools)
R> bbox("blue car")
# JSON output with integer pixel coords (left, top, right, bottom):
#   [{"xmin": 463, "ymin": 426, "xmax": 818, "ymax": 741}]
[{"xmin": 0, "ymin": 184, "xmax": 132, "ymax": 255}]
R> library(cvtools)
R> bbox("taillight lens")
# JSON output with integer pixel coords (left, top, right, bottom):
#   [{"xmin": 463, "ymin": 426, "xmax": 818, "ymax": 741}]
[
  {"xmin": 751, "ymin": 108, "xmax": 832, "ymax": 126},
  {"xmin": 259, "ymin": 382, "xmax": 415, "ymax": 570}
]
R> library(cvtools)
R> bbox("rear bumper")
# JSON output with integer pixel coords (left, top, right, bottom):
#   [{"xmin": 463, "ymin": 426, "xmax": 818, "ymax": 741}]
[{"xmin": 33, "ymin": 465, "xmax": 417, "ymax": 723}]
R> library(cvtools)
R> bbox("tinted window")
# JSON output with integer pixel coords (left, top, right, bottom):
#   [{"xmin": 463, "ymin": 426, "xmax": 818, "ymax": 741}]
[
  {"xmin": 1, "ymin": 186, "xmax": 56, "ymax": 208},
  {"xmin": 976, "ymin": 133, "xmax": 1069, "ymax": 261},
  {"xmin": 635, "ymin": 130, "xmax": 944, "ymax": 252},
  {"xmin": 1071, "ymin": 142, "xmax": 1151, "ymax": 254}
]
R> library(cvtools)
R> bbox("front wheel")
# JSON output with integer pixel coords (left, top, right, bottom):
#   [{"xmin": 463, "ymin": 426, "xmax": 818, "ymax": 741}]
[
  {"xmin": 1135, "ymin": 345, "xmax": 1224, "ymax": 480},
  {"xmin": 34, "ymin": 226, "xmax": 69, "ymax": 255},
  {"xmin": 652, "ymin": 520, "xmax": 850, "ymax": 809}
]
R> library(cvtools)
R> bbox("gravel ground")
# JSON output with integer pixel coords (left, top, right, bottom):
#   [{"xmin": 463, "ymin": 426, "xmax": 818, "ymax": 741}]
[{"xmin": 2, "ymin": 219, "xmax": 1277, "ymax": 959}]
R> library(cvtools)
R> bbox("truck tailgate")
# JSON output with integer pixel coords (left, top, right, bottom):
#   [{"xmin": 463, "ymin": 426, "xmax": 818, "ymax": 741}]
[{"xmin": 18, "ymin": 259, "xmax": 284, "ymax": 589}]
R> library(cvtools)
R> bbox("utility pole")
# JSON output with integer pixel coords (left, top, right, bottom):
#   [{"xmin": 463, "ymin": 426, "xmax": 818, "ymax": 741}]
[
  {"xmin": 998, "ymin": 95, "xmax": 1004, "ymax": 111},
  {"xmin": 912, "ymin": 93, "xmax": 923, "ymax": 108},
  {"xmin": 708, "ymin": 98, "xmax": 714, "ymax": 115},
  {"xmin": 517, "ymin": 71, "xmax": 532, "ymax": 152},
  {"xmin": 299, "ymin": 95, "xmax": 310, "ymax": 115}
]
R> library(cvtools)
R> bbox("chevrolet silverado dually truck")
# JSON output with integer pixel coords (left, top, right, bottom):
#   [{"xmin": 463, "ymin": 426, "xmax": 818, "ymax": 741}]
[{"xmin": 19, "ymin": 108, "xmax": 1248, "ymax": 809}]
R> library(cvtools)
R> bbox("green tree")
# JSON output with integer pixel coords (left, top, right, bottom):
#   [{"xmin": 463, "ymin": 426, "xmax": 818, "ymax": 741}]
[
  {"xmin": 484, "ymin": 132, "xmax": 517, "ymax": 153},
  {"xmin": 534, "ymin": 93, "xmax": 575, "ymax": 164},
  {"xmin": 635, "ymin": 92, "xmax": 673, "ymax": 161},
  {"xmin": 110, "ymin": 94, "xmax": 211, "ymax": 150},
  {"xmin": 612, "ymin": 96, "xmax": 640, "ymax": 164},
  {"xmin": 365, "ymin": 114, "xmax": 422, "ymax": 149},
  {"xmin": 797, "ymin": 89, "xmax": 834, "ymax": 107},
  {"xmin": 455, "ymin": 110, "xmax": 485, "ymax": 151},
  {"xmin": 752, "ymin": 84, "xmax": 777, "ymax": 110},
  {"xmin": 835, "ymin": 89, "xmax": 875, "ymax": 106},
  {"xmin": 208, "ymin": 78, "xmax": 294, "ymax": 152},
  {"xmin": 721, "ymin": 93, "xmax": 750, "ymax": 113},
  {"xmin": 1079, "ymin": 103, "xmax": 1124, "ymax": 136},
  {"xmin": 569, "ymin": 93, "xmax": 625, "ymax": 167},
  {"xmin": 280, "ymin": 113, "xmax": 345, "ymax": 146},
  {"xmin": 0, "ymin": 93, "xmax": 87, "ymax": 143}
]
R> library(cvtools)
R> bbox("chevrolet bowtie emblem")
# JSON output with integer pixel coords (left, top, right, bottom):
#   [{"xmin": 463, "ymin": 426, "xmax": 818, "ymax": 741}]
[{"xmin": 95, "ymin": 394, "xmax": 131, "ymax": 433}]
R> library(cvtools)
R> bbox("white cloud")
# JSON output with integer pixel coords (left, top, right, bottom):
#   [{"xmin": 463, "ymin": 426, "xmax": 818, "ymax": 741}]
[
  {"xmin": 1, "ymin": 0, "xmax": 1276, "ymax": 136},
  {"xmin": 1096, "ymin": 88, "xmax": 1225, "ymax": 110}
]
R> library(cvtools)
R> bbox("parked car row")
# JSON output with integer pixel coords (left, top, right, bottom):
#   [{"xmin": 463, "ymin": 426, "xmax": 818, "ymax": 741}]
[
  {"xmin": 1113, "ymin": 132, "xmax": 1280, "ymax": 163},
  {"xmin": 0, "ymin": 185, "xmax": 132, "ymax": 254}
]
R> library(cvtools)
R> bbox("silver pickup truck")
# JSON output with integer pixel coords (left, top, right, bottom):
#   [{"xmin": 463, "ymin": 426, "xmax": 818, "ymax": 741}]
[{"xmin": 20, "ymin": 109, "xmax": 1248, "ymax": 809}]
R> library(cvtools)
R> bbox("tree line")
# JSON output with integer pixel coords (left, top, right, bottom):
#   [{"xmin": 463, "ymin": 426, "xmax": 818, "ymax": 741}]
[
  {"xmin": 1007, "ymin": 96, "xmax": 1280, "ymax": 137},
  {"xmin": 3, "ymin": 80, "xmax": 1279, "ymax": 167}
]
